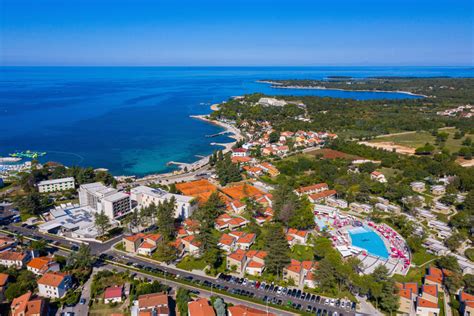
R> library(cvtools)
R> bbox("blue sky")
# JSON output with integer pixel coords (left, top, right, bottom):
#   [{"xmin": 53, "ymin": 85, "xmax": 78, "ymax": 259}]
[{"xmin": 1, "ymin": 0, "xmax": 472, "ymax": 66}]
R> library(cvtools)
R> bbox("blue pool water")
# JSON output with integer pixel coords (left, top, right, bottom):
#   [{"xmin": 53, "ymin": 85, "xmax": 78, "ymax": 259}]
[
  {"xmin": 1, "ymin": 66, "xmax": 471, "ymax": 176},
  {"xmin": 348, "ymin": 226, "xmax": 389, "ymax": 259}
]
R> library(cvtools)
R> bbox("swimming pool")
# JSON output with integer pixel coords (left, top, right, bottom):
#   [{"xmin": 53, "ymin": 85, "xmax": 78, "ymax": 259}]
[
  {"xmin": 314, "ymin": 216, "xmax": 333, "ymax": 230},
  {"xmin": 348, "ymin": 226, "xmax": 389, "ymax": 259}
]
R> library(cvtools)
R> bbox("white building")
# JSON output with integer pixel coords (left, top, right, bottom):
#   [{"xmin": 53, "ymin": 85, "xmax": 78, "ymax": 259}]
[
  {"xmin": 37, "ymin": 272, "xmax": 71, "ymax": 299},
  {"xmin": 78, "ymin": 182, "xmax": 131, "ymax": 220},
  {"xmin": 231, "ymin": 148, "xmax": 248, "ymax": 157},
  {"xmin": 38, "ymin": 177, "xmax": 75, "ymax": 193},
  {"xmin": 130, "ymin": 186, "xmax": 196, "ymax": 219},
  {"xmin": 258, "ymin": 97, "xmax": 287, "ymax": 107},
  {"xmin": 39, "ymin": 205, "xmax": 103, "ymax": 239}
]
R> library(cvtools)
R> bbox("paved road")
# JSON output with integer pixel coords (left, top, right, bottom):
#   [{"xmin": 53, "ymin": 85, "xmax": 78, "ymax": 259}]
[
  {"xmin": 106, "ymin": 263, "xmax": 296, "ymax": 316},
  {"xmin": 4, "ymin": 224, "xmax": 366, "ymax": 315},
  {"xmin": 108, "ymin": 250, "xmax": 360, "ymax": 315}
]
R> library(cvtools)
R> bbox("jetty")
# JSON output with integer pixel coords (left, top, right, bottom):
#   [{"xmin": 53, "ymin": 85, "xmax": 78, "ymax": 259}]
[{"xmin": 205, "ymin": 131, "xmax": 232, "ymax": 138}]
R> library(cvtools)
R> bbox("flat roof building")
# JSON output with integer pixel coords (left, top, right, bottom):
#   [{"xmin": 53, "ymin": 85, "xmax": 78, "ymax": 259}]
[{"xmin": 38, "ymin": 177, "xmax": 75, "ymax": 193}]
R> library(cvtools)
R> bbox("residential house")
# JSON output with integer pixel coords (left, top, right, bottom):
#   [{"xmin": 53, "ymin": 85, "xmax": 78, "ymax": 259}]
[
  {"xmin": 214, "ymin": 214, "xmax": 247, "ymax": 231},
  {"xmin": 430, "ymin": 185, "xmax": 446, "ymax": 196},
  {"xmin": 245, "ymin": 250, "xmax": 267, "ymax": 276},
  {"xmin": 235, "ymin": 233, "xmax": 256, "ymax": 250},
  {"xmin": 137, "ymin": 234, "xmax": 163, "ymax": 256},
  {"xmin": 226, "ymin": 249, "xmax": 247, "ymax": 274},
  {"xmin": 349, "ymin": 203, "xmax": 373, "ymax": 213},
  {"xmin": 286, "ymin": 229, "xmax": 309, "ymax": 246},
  {"xmin": 410, "ymin": 182, "xmax": 426, "ymax": 193},
  {"xmin": 415, "ymin": 296, "xmax": 439, "ymax": 316},
  {"xmin": 396, "ymin": 283, "xmax": 417, "ymax": 316},
  {"xmin": 27, "ymin": 256, "xmax": 60, "ymax": 275},
  {"xmin": 0, "ymin": 251, "xmax": 31, "ymax": 269},
  {"xmin": 0, "ymin": 236, "xmax": 17, "ymax": 252},
  {"xmin": 308, "ymin": 190, "xmax": 337, "ymax": 203},
  {"xmin": 460, "ymin": 291, "xmax": 474, "ymax": 316},
  {"xmin": 37, "ymin": 272, "xmax": 71, "ymax": 299},
  {"xmin": 228, "ymin": 305, "xmax": 275, "ymax": 316},
  {"xmin": 296, "ymin": 183, "xmax": 328, "ymax": 196},
  {"xmin": 283, "ymin": 260, "xmax": 317, "ymax": 287},
  {"xmin": 258, "ymin": 162, "xmax": 280, "ymax": 177},
  {"xmin": 10, "ymin": 291, "xmax": 46, "ymax": 316},
  {"xmin": 218, "ymin": 234, "xmax": 236, "ymax": 253},
  {"xmin": 231, "ymin": 148, "xmax": 248, "ymax": 158},
  {"xmin": 370, "ymin": 171, "xmax": 387, "ymax": 183},
  {"xmin": 123, "ymin": 233, "xmax": 145, "ymax": 253},
  {"xmin": 181, "ymin": 235, "xmax": 201, "ymax": 256},
  {"xmin": 243, "ymin": 166, "xmax": 264, "ymax": 177},
  {"xmin": 188, "ymin": 298, "xmax": 216, "ymax": 316},
  {"xmin": 138, "ymin": 292, "xmax": 170, "ymax": 316},
  {"xmin": 104, "ymin": 285, "xmax": 123, "ymax": 304},
  {"xmin": 424, "ymin": 267, "xmax": 444, "ymax": 293},
  {"xmin": 226, "ymin": 200, "xmax": 246, "ymax": 214},
  {"xmin": 0, "ymin": 273, "xmax": 9, "ymax": 301}
]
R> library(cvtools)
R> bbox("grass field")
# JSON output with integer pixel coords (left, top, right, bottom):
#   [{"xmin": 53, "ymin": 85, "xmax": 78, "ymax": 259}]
[
  {"xmin": 369, "ymin": 128, "xmax": 473, "ymax": 153},
  {"xmin": 290, "ymin": 244, "xmax": 315, "ymax": 261},
  {"xmin": 176, "ymin": 257, "xmax": 207, "ymax": 271},
  {"xmin": 89, "ymin": 302, "xmax": 127, "ymax": 316}
]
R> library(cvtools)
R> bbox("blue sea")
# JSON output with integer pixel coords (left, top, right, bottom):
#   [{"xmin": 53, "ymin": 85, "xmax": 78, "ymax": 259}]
[{"xmin": 1, "ymin": 66, "xmax": 472, "ymax": 176}]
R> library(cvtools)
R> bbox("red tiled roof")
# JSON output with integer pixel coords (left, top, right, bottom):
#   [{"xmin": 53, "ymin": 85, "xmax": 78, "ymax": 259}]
[
  {"xmin": 417, "ymin": 297, "xmax": 438, "ymax": 308},
  {"xmin": 228, "ymin": 249, "xmax": 246, "ymax": 262},
  {"xmin": 247, "ymin": 260, "xmax": 264, "ymax": 269},
  {"xmin": 237, "ymin": 233, "xmax": 256, "ymax": 244},
  {"xmin": 104, "ymin": 286, "xmax": 123, "ymax": 299},
  {"xmin": 37, "ymin": 272, "xmax": 68, "ymax": 288},
  {"xmin": 309, "ymin": 190, "xmax": 337, "ymax": 201},
  {"xmin": 228, "ymin": 305, "xmax": 275, "ymax": 316},
  {"xmin": 124, "ymin": 233, "xmax": 145, "ymax": 242},
  {"xmin": 219, "ymin": 234, "xmax": 235, "ymax": 246},
  {"xmin": 188, "ymin": 298, "xmax": 216, "ymax": 316},
  {"xmin": 422, "ymin": 284, "xmax": 438, "ymax": 297},
  {"xmin": 297, "ymin": 183, "xmax": 328, "ymax": 193},
  {"xmin": 138, "ymin": 292, "xmax": 168, "ymax": 309},
  {"xmin": 0, "ymin": 273, "xmax": 9, "ymax": 286},
  {"xmin": 461, "ymin": 291, "xmax": 474, "ymax": 302}
]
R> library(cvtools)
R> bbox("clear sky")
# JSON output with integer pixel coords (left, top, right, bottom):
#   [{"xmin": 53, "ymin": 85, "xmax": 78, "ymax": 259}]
[{"xmin": 1, "ymin": 0, "xmax": 472, "ymax": 66}]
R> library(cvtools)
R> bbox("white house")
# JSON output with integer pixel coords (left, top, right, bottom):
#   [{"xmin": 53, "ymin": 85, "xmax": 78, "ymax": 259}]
[
  {"xmin": 37, "ymin": 272, "xmax": 72, "ymax": 299},
  {"xmin": 104, "ymin": 285, "xmax": 123, "ymax": 304},
  {"xmin": 38, "ymin": 177, "xmax": 75, "ymax": 193},
  {"xmin": 26, "ymin": 256, "xmax": 60, "ymax": 275},
  {"xmin": 231, "ymin": 148, "xmax": 248, "ymax": 158},
  {"xmin": 0, "ymin": 251, "xmax": 31, "ymax": 269},
  {"xmin": 370, "ymin": 171, "xmax": 387, "ymax": 183}
]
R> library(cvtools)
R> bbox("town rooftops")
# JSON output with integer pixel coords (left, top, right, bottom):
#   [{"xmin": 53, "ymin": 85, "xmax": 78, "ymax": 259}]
[
  {"xmin": 425, "ymin": 266, "xmax": 443, "ymax": 284},
  {"xmin": 124, "ymin": 233, "xmax": 145, "ymax": 242},
  {"xmin": 37, "ymin": 272, "xmax": 68, "ymax": 287},
  {"xmin": 11, "ymin": 291, "xmax": 31, "ymax": 316},
  {"xmin": 228, "ymin": 249, "xmax": 247, "ymax": 262},
  {"xmin": 38, "ymin": 177, "xmax": 75, "ymax": 186},
  {"xmin": 131, "ymin": 185, "xmax": 194, "ymax": 203},
  {"xmin": 422, "ymin": 284, "xmax": 438, "ymax": 298},
  {"xmin": 309, "ymin": 190, "xmax": 337, "ymax": 201}
]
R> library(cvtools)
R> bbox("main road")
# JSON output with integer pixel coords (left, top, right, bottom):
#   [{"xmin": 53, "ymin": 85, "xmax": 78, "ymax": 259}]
[{"xmin": 3, "ymin": 224, "xmax": 365, "ymax": 315}]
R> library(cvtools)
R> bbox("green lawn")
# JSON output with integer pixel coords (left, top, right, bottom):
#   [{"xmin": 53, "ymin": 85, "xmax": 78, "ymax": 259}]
[
  {"xmin": 290, "ymin": 244, "xmax": 315, "ymax": 261},
  {"xmin": 370, "ymin": 128, "xmax": 473, "ymax": 153},
  {"xmin": 176, "ymin": 257, "xmax": 207, "ymax": 271},
  {"xmin": 393, "ymin": 266, "xmax": 425, "ymax": 284},
  {"xmin": 412, "ymin": 248, "xmax": 438, "ymax": 266},
  {"xmin": 465, "ymin": 248, "xmax": 474, "ymax": 262},
  {"xmin": 372, "ymin": 131, "xmax": 434, "ymax": 148},
  {"xmin": 89, "ymin": 302, "xmax": 128, "ymax": 316}
]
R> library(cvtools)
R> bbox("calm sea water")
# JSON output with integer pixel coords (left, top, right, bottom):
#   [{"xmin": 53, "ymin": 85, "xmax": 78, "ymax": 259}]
[{"xmin": 1, "ymin": 66, "xmax": 472, "ymax": 176}]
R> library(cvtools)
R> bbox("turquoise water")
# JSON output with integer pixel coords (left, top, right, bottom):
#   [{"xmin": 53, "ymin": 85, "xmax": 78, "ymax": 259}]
[
  {"xmin": 1, "ymin": 66, "xmax": 472, "ymax": 176},
  {"xmin": 349, "ymin": 226, "xmax": 389, "ymax": 259}
]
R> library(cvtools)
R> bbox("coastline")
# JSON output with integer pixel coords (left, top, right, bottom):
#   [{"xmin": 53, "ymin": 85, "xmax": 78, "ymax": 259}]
[{"xmin": 256, "ymin": 80, "xmax": 428, "ymax": 98}]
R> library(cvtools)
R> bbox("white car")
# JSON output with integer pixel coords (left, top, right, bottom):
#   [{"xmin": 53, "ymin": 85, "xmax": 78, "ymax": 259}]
[
  {"xmin": 330, "ymin": 299, "xmax": 335, "ymax": 306},
  {"xmin": 325, "ymin": 298, "xmax": 330, "ymax": 305}
]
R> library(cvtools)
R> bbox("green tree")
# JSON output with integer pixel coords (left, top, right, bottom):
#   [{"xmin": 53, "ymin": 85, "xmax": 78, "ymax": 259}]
[
  {"xmin": 176, "ymin": 288, "xmax": 191, "ymax": 315},
  {"xmin": 157, "ymin": 197, "xmax": 176, "ymax": 240},
  {"xmin": 94, "ymin": 211, "xmax": 111, "ymax": 236},
  {"xmin": 153, "ymin": 241, "xmax": 177, "ymax": 264},
  {"xmin": 264, "ymin": 224, "xmax": 290, "ymax": 278}
]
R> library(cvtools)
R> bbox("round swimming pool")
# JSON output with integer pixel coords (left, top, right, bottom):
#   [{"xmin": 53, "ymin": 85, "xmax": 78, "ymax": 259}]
[{"xmin": 348, "ymin": 226, "xmax": 389, "ymax": 259}]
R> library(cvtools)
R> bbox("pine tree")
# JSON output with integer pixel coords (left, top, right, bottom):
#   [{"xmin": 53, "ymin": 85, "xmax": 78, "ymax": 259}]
[
  {"xmin": 157, "ymin": 197, "xmax": 176, "ymax": 240},
  {"xmin": 264, "ymin": 224, "xmax": 290, "ymax": 278}
]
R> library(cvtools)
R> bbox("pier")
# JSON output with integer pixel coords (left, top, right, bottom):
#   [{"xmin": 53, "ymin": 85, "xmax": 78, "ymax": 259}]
[{"xmin": 205, "ymin": 131, "xmax": 232, "ymax": 138}]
